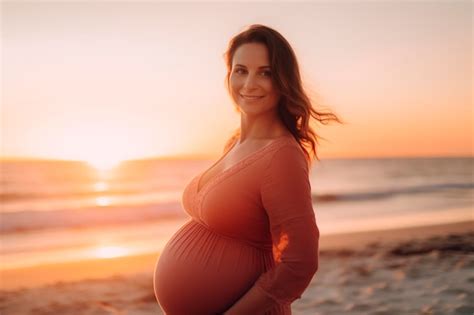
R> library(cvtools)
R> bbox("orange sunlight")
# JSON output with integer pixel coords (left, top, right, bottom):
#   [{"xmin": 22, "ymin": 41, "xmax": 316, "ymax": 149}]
[
  {"xmin": 86, "ymin": 158, "xmax": 123, "ymax": 171},
  {"xmin": 3, "ymin": 2, "xmax": 470, "ymax": 161},
  {"xmin": 58, "ymin": 122, "xmax": 149, "ymax": 169},
  {"xmin": 93, "ymin": 246, "xmax": 129, "ymax": 259}
]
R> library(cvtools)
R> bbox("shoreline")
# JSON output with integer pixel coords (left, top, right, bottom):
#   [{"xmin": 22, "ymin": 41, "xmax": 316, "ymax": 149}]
[
  {"xmin": 319, "ymin": 219, "xmax": 473, "ymax": 251},
  {"xmin": 1, "ymin": 219, "xmax": 472, "ymax": 291}
]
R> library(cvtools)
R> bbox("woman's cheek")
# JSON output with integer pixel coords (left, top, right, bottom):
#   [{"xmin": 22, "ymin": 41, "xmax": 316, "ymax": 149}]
[{"xmin": 230, "ymin": 82, "xmax": 241, "ymax": 100}]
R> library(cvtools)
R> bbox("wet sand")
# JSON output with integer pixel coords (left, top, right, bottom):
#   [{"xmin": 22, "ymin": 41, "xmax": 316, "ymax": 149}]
[{"xmin": 1, "ymin": 220, "xmax": 472, "ymax": 315}]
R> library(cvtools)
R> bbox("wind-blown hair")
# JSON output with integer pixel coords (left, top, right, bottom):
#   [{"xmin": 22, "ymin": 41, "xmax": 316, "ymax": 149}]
[{"xmin": 222, "ymin": 24, "xmax": 344, "ymax": 167}]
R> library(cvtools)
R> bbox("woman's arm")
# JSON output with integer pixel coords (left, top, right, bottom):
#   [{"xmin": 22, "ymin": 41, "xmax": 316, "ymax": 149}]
[{"xmin": 225, "ymin": 145, "xmax": 320, "ymax": 314}]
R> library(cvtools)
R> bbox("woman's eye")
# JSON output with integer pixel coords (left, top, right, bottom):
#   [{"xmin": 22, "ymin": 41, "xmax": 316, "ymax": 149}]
[{"xmin": 233, "ymin": 69, "xmax": 271, "ymax": 77}]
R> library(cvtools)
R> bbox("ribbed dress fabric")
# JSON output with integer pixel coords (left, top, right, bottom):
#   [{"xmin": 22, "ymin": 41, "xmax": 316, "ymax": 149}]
[{"xmin": 154, "ymin": 136, "xmax": 320, "ymax": 315}]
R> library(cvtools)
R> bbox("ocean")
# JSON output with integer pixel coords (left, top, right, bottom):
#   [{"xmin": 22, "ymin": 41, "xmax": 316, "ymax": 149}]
[{"xmin": 1, "ymin": 156, "xmax": 472, "ymax": 270}]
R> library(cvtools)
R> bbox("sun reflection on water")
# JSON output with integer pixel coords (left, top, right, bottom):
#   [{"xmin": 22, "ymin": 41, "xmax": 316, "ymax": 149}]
[
  {"xmin": 94, "ymin": 246, "xmax": 129, "ymax": 259},
  {"xmin": 95, "ymin": 197, "xmax": 111, "ymax": 206},
  {"xmin": 93, "ymin": 181, "xmax": 109, "ymax": 191}
]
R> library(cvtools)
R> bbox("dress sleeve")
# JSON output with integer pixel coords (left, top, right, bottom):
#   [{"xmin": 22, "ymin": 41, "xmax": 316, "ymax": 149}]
[{"xmin": 254, "ymin": 145, "xmax": 320, "ymax": 306}]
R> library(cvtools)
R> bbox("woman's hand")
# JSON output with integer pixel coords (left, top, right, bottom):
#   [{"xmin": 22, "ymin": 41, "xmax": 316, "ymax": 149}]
[{"xmin": 221, "ymin": 284, "xmax": 275, "ymax": 315}]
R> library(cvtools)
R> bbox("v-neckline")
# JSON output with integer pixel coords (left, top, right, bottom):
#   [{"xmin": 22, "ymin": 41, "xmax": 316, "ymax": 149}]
[{"xmin": 195, "ymin": 135, "xmax": 292, "ymax": 195}]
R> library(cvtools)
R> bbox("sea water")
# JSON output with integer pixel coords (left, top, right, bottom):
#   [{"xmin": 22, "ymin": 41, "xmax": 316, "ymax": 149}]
[{"xmin": 1, "ymin": 156, "xmax": 472, "ymax": 270}]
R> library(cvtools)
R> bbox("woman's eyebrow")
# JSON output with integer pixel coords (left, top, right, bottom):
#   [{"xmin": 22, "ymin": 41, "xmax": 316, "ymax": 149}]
[{"xmin": 235, "ymin": 64, "xmax": 271, "ymax": 69}]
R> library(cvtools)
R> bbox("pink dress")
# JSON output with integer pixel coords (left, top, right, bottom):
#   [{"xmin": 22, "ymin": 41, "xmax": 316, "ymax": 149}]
[{"xmin": 153, "ymin": 135, "xmax": 320, "ymax": 315}]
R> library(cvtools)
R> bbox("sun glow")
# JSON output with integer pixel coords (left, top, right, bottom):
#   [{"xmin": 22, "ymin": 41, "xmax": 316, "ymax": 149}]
[
  {"xmin": 53, "ymin": 121, "xmax": 139, "ymax": 170},
  {"xmin": 95, "ymin": 197, "xmax": 112, "ymax": 207},
  {"xmin": 93, "ymin": 181, "xmax": 109, "ymax": 191},
  {"xmin": 86, "ymin": 157, "xmax": 123, "ymax": 171},
  {"xmin": 94, "ymin": 246, "xmax": 129, "ymax": 259}
]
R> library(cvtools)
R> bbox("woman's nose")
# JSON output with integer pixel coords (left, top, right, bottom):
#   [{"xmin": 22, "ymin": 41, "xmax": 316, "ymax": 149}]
[{"xmin": 243, "ymin": 73, "xmax": 259, "ymax": 89}]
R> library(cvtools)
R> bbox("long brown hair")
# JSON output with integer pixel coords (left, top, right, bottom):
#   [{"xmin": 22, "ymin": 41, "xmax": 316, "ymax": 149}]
[{"xmin": 222, "ymin": 24, "xmax": 344, "ymax": 167}]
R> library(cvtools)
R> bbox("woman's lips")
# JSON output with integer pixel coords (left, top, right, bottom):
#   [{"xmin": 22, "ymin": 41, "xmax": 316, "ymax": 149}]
[{"xmin": 241, "ymin": 94, "xmax": 264, "ymax": 100}]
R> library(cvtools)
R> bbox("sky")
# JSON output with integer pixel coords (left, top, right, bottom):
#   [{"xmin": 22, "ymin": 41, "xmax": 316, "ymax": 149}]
[{"xmin": 1, "ymin": 1, "xmax": 472, "ymax": 166}]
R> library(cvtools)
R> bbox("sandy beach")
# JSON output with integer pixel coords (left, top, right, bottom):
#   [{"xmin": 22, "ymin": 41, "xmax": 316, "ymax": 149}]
[
  {"xmin": 3, "ymin": 1, "xmax": 472, "ymax": 313},
  {"xmin": 1, "ymin": 220, "xmax": 472, "ymax": 315}
]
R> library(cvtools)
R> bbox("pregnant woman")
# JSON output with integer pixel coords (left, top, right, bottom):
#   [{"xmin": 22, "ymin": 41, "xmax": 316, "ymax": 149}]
[{"xmin": 154, "ymin": 24, "xmax": 342, "ymax": 315}]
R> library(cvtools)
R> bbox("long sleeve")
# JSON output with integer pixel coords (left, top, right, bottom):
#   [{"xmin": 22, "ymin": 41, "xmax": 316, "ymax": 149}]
[{"xmin": 254, "ymin": 145, "xmax": 320, "ymax": 306}]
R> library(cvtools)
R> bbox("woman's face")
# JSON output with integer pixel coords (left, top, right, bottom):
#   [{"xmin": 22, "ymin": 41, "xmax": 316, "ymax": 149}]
[{"xmin": 229, "ymin": 42, "xmax": 280, "ymax": 115}]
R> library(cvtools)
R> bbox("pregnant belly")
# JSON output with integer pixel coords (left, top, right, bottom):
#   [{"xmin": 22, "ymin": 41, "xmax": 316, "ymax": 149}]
[{"xmin": 154, "ymin": 219, "xmax": 272, "ymax": 315}]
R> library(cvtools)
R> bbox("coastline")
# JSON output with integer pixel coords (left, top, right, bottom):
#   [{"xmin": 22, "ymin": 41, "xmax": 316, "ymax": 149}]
[
  {"xmin": 1, "ymin": 220, "xmax": 472, "ymax": 291},
  {"xmin": 2, "ymin": 219, "xmax": 472, "ymax": 314}
]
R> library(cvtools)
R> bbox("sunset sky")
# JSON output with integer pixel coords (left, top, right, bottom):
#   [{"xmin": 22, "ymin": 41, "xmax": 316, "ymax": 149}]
[{"xmin": 1, "ymin": 1, "xmax": 471, "ymax": 166}]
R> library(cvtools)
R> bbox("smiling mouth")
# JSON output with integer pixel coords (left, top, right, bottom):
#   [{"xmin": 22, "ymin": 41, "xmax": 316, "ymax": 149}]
[{"xmin": 241, "ymin": 94, "xmax": 264, "ymax": 99}]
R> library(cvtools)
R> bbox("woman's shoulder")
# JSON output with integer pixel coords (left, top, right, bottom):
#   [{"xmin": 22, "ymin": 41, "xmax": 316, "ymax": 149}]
[
  {"xmin": 260, "ymin": 138, "xmax": 311, "ymax": 184},
  {"xmin": 266, "ymin": 136, "xmax": 308, "ymax": 168},
  {"xmin": 271, "ymin": 135, "xmax": 305, "ymax": 154}
]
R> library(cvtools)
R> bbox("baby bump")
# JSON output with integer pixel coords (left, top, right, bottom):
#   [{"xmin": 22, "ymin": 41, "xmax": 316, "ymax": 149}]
[{"xmin": 154, "ymin": 219, "xmax": 271, "ymax": 315}]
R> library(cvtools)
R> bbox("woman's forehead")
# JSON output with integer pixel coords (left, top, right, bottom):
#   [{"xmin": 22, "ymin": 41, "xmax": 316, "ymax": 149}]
[{"xmin": 232, "ymin": 43, "xmax": 269, "ymax": 67}]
